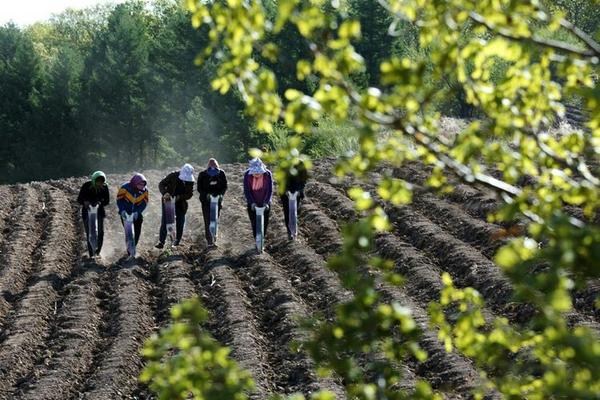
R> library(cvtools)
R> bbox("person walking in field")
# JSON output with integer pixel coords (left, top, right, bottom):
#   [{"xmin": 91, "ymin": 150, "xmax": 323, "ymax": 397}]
[
  {"xmin": 197, "ymin": 158, "xmax": 228, "ymax": 246},
  {"xmin": 243, "ymin": 158, "xmax": 273, "ymax": 241},
  {"xmin": 155, "ymin": 163, "xmax": 195, "ymax": 248},
  {"xmin": 280, "ymin": 160, "xmax": 308, "ymax": 240},
  {"xmin": 77, "ymin": 171, "xmax": 110, "ymax": 258},
  {"xmin": 117, "ymin": 173, "xmax": 149, "ymax": 251}
]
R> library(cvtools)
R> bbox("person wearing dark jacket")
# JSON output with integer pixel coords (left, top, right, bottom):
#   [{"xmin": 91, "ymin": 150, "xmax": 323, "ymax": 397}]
[
  {"xmin": 197, "ymin": 158, "xmax": 228, "ymax": 246},
  {"xmin": 243, "ymin": 158, "xmax": 273, "ymax": 239},
  {"xmin": 155, "ymin": 163, "xmax": 195, "ymax": 248},
  {"xmin": 77, "ymin": 171, "xmax": 110, "ymax": 257},
  {"xmin": 280, "ymin": 161, "xmax": 308, "ymax": 239}
]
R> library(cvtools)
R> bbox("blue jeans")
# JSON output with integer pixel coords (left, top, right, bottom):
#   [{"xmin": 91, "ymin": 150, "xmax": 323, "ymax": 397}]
[{"xmin": 159, "ymin": 202, "xmax": 186, "ymax": 243}]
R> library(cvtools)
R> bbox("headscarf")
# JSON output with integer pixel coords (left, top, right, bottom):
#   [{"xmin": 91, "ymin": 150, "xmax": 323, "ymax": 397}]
[
  {"xmin": 179, "ymin": 163, "xmax": 195, "ymax": 182},
  {"xmin": 91, "ymin": 171, "xmax": 106, "ymax": 190},
  {"xmin": 207, "ymin": 158, "xmax": 220, "ymax": 177},
  {"xmin": 248, "ymin": 158, "xmax": 267, "ymax": 175},
  {"xmin": 207, "ymin": 158, "xmax": 220, "ymax": 169},
  {"xmin": 129, "ymin": 173, "xmax": 147, "ymax": 190}
]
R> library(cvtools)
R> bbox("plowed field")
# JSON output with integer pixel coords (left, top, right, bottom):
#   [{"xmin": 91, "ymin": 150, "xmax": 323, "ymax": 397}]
[{"xmin": 0, "ymin": 160, "xmax": 597, "ymax": 399}]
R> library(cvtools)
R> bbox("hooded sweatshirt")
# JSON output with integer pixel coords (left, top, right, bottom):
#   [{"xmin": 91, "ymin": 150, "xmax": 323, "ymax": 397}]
[
  {"xmin": 77, "ymin": 171, "xmax": 110, "ymax": 217},
  {"xmin": 116, "ymin": 173, "xmax": 149, "ymax": 215}
]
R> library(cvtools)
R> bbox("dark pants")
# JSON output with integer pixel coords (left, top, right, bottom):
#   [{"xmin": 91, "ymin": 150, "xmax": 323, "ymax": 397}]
[
  {"xmin": 201, "ymin": 199, "xmax": 223, "ymax": 244},
  {"xmin": 159, "ymin": 202, "xmax": 186, "ymax": 244},
  {"xmin": 280, "ymin": 191, "xmax": 303, "ymax": 235},
  {"xmin": 82, "ymin": 212, "xmax": 104, "ymax": 257},
  {"xmin": 247, "ymin": 205, "xmax": 270, "ymax": 238},
  {"xmin": 120, "ymin": 215, "xmax": 144, "ymax": 246}
]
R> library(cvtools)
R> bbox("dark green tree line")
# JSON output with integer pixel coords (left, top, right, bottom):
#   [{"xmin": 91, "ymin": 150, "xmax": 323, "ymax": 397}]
[
  {"xmin": 0, "ymin": 0, "xmax": 256, "ymax": 183},
  {"xmin": 1, "ymin": 0, "xmax": 597, "ymax": 184}
]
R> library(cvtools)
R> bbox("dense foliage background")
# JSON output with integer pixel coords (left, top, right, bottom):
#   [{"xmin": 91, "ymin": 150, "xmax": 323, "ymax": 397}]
[
  {"xmin": 4, "ymin": 0, "xmax": 596, "ymax": 184},
  {"xmin": 1, "ymin": 0, "xmax": 255, "ymax": 183}
]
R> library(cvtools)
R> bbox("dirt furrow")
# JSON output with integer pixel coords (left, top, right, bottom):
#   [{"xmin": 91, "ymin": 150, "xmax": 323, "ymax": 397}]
[
  {"xmin": 297, "ymin": 202, "xmax": 344, "ymax": 256},
  {"xmin": 391, "ymin": 163, "xmax": 499, "ymax": 220},
  {"xmin": 266, "ymin": 204, "xmax": 416, "ymax": 394},
  {"xmin": 242, "ymin": 180, "xmax": 347, "ymax": 395},
  {"xmin": 197, "ymin": 253, "xmax": 274, "ymax": 399},
  {"xmin": 387, "ymin": 204, "xmax": 600, "ymax": 331},
  {"xmin": 303, "ymin": 181, "xmax": 358, "ymax": 222},
  {"xmin": 193, "ymin": 176, "xmax": 279, "ymax": 399},
  {"xmin": 0, "ymin": 185, "xmax": 48, "ymax": 327},
  {"xmin": 310, "ymin": 170, "xmax": 600, "ymax": 329},
  {"xmin": 0, "ymin": 186, "xmax": 16, "ymax": 245},
  {"xmin": 375, "ymin": 234, "xmax": 445, "ymax": 302},
  {"xmin": 16, "ymin": 265, "xmax": 104, "ymax": 400},
  {"xmin": 298, "ymin": 197, "xmax": 482, "ymax": 395},
  {"xmin": 409, "ymin": 190, "xmax": 505, "ymax": 257},
  {"xmin": 308, "ymin": 176, "xmax": 504, "ymax": 258},
  {"xmin": 0, "ymin": 186, "xmax": 78, "ymax": 398},
  {"xmin": 372, "ymin": 273, "xmax": 485, "ymax": 396},
  {"xmin": 289, "ymin": 198, "xmax": 406, "ymax": 389},
  {"xmin": 212, "ymin": 179, "xmax": 346, "ymax": 397},
  {"xmin": 266, "ymin": 219, "xmax": 353, "ymax": 319},
  {"xmin": 386, "ymin": 205, "xmax": 512, "ymax": 305},
  {"xmin": 79, "ymin": 262, "xmax": 154, "ymax": 400},
  {"xmin": 306, "ymin": 179, "xmax": 498, "ymax": 323},
  {"xmin": 573, "ymin": 279, "xmax": 600, "ymax": 322},
  {"xmin": 302, "ymin": 183, "xmax": 445, "ymax": 305},
  {"xmin": 12, "ymin": 184, "xmax": 102, "ymax": 400},
  {"xmin": 132, "ymin": 256, "xmax": 197, "ymax": 400},
  {"xmin": 155, "ymin": 257, "xmax": 197, "ymax": 323},
  {"xmin": 312, "ymin": 159, "xmax": 499, "ymax": 221},
  {"xmin": 235, "ymin": 249, "xmax": 346, "ymax": 398}
]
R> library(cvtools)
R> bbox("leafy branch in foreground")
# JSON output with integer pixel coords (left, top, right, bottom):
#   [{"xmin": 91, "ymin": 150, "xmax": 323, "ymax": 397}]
[{"xmin": 145, "ymin": 0, "xmax": 600, "ymax": 398}]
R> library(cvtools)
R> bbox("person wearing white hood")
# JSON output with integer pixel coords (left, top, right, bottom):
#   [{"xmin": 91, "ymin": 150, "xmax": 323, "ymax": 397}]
[
  {"xmin": 155, "ymin": 163, "xmax": 195, "ymax": 248},
  {"xmin": 243, "ymin": 158, "xmax": 274, "ymax": 240}
]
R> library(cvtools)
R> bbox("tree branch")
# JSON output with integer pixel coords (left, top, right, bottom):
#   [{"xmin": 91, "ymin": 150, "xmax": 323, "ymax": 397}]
[
  {"xmin": 468, "ymin": 11, "xmax": 596, "ymax": 58},
  {"xmin": 533, "ymin": 130, "xmax": 600, "ymax": 187},
  {"xmin": 376, "ymin": 0, "xmax": 598, "ymax": 58},
  {"xmin": 559, "ymin": 18, "xmax": 600, "ymax": 58},
  {"xmin": 277, "ymin": 4, "xmax": 591, "ymax": 228}
]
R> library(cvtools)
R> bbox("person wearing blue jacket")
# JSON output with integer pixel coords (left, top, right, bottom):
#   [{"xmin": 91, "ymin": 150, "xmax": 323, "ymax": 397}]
[{"xmin": 116, "ymin": 173, "xmax": 149, "ymax": 246}]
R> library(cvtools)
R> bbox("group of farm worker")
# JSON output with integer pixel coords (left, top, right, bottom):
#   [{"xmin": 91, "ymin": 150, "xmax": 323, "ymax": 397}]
[{"xmin": 76, "ymin": 158, "xmax": 308, "ymax": 258}]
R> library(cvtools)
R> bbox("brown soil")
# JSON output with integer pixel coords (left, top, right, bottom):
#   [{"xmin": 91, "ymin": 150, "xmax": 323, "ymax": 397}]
[{"xmin": 0, "ymin": 159, "xmax": 595, "ymax": 399}]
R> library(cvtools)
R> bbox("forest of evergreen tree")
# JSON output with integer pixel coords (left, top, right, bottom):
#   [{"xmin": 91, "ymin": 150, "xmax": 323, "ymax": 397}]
[{"xmin": 1, "ymin": 0, "xmax": 597, "ymax": 183}]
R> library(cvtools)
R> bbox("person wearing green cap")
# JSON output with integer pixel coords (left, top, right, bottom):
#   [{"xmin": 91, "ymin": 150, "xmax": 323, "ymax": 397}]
[{"xmin": 77, "ymin": 171, "xmax": 110, "ymax": 257}]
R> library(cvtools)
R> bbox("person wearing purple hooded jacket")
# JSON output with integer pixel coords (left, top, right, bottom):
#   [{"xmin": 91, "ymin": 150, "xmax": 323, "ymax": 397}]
[
  {"xmin": 243, "ymin": 158, "xmax": 273, "ymax": 238},
  {"xmin": 116, "ymin": 173, "xmax": 149, "ymax": 246}
]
